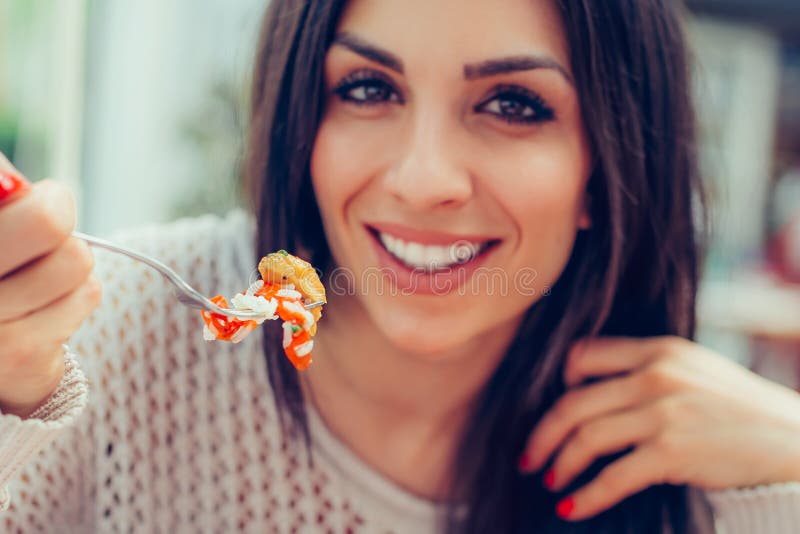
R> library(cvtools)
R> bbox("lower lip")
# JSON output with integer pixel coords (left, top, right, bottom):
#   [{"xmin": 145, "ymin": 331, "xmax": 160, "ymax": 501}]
[{"xmin": 366, "ymin": 228, "xmax": 499, "ymax": 295}]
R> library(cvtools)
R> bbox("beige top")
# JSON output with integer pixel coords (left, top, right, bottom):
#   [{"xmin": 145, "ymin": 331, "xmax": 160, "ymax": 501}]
[{"xmin": 1, "ymin": 210, "xmax": 798, "ymax": 533}]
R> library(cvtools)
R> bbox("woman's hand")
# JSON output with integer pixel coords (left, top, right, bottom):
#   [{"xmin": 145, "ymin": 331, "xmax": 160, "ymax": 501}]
[
  {"xmin": 0, "ymin": 152, "xmax": 101, "ymax": 419},
  {"xmin": 519, "ymin": 336, "xmax": 800, "ymax": 521}
]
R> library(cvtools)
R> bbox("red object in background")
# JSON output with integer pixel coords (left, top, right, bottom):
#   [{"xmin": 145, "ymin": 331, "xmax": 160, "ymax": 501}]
[
  {"xmin": 768, "ymin": 213, "xmax": 800, "ymax": 284},
  {"xmin": 0, "ymin": 170, "xmax": 29, "ymax": 206}
]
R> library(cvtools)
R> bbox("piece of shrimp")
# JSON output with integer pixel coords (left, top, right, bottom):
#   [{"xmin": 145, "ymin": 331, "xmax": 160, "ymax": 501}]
[{"xmin": 258, "ymin": 250, "xmax": 326, "ymax": 335}]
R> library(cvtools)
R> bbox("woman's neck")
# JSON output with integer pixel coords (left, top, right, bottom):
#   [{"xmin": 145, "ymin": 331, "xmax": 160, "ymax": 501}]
[{"xmin": 301, "ymin": 291, "xmax": 520, "ymax": 500}]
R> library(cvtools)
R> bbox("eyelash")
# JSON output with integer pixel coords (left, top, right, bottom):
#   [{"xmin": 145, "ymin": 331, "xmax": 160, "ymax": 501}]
[
  {"xmin": 331, "ymin": 70, "xmax": 555, "ymax": 125},
  {"xmin": 474, "ymin": 84, "xmax": 555, "ymax": 125},
  {"xmin": 332, "ymin": 69, "xmax": 403, "ymax": 105}
]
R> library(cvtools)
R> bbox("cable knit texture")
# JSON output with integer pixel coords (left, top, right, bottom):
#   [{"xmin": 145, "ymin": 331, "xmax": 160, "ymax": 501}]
[{"xmin": 0, "ymin": 210, "xmax": 798, "ymax": 533}]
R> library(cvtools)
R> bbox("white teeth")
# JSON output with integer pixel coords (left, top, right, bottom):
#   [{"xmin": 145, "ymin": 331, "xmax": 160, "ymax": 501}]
[
  {"xmin": 424, "ymin": 244, "xmax": 454, "ymax": 267},
  {"xmin": 405, "ymin": 242, "xmax": 425, "ymax": 266},
  {"xmin": 378, "ymin": 231, "xmax": 488, "ymax": 270}
]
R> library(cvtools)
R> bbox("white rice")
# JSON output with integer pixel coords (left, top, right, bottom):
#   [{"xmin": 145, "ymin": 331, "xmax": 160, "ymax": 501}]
[
  {"xmin": 230, "ymin": 323, "xmax": 255, "ymax": 344},
  {"xmin": 245, "ymin": 279, "xmax": 265, "ymax": 296},
  {"xmin": 282, "ymin": 322, "xmax": 293, "ymax": 348},
  {"xmin": 300, "ymin": 310, "xmax": 314, "ymax": 331},
  {"xmin": 276, "ymin": 288, "xmax": 303, "ymax": 300},
  {"xmin": 231, "ymin": 293, "xmax": 278, "ymax": 322},
  {"xmin": 281, "ymin": 300, "xmax": 306, "ymax": 316},
  {"xmin": 203, "ymin": 325, "xmax": 217, "ymax": 341},
  {"xmin": 204, "ymin": 278, "xmax": 312, "ymax": 345},
  {"xmin": 294, "ymin": 340, "xmax": 313, "ymax": 357}
]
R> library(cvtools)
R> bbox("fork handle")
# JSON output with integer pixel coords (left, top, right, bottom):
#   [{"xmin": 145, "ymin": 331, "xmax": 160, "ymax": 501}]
[
  {"xmin": 73, "ymin": 231, "xmax": 325, "ymax": 313},
  {"xmin": 72, "ymin": 230, "xmax": 217, "ymax": 309},
  {"xmin": 72, "ymin": 231, "xmax": 187, "ymax": 287}
]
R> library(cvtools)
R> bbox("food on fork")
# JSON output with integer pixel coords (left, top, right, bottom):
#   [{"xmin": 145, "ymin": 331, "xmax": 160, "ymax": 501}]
[
  {"xmin": 258, "ymin": 250, "xmax": 326, "ymax": 335},
  {"xmin": 200, "ymin": 250, "xmax": 326, "ymax": 370}
]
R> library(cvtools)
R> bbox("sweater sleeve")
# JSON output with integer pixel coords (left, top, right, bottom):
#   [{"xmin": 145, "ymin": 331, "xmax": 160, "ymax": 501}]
[
  {"xmin": 0, "ymin": 348, "xmax": 90, "ymax": 528},
  {"xmin": 0, "ymin": 212, "xmax": 254, "ymax": 532},
  {"xmin": 706, "ymin": 483, "xmax": 800, "ymax": 533}
]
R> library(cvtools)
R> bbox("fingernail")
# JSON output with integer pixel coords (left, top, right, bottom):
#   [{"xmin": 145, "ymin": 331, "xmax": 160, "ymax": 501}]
[
  {"xmin": 0, "ymin": 170, "xmax": 29, "ymax": 203},
  {"xmin": 517, "ymin": 453, "xmax": 531, "ymax": 472},
  {"xmin": 543, "ymin": 469, "xmax": 556, "ymax": 490},
  {"xmin": 556, "ymin": 496, "xmax": 575, "ymax": 519}
]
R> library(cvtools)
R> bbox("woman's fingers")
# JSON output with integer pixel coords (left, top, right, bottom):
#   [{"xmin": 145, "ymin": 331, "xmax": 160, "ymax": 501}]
[
  {"xmin": 527, "ymin": 335, "xmax": 800, "ymax": 521},
  {"xmin": 556, "ymin": 444, "xmax": 670, "ymax": 521},
  {"xmin": 0, "ymin": 275, "xmax": 102, "ymax": 368},
  {"xmin": 0, "ymin": 274, "xmax": 101, "ymax": 412},
  {"xmin": 0, "ymin": 152, "xmax": 96, "ymax": 417},
  {"xmin": 543, "ymin": 403, "xmax": 663, "ymax": 492},
  {"xmin": 0, "ymin": 170, "xmax": 29, "ymax": 206},
  {"xmin": 0, "ymin": 155, "xmax": 31, "ymax": 207},
  {"xmin": 523, "ymin": 371, "xmax": 654, "ymax": 471},
  {"xmin": 0, "ymin": 237, "xmax": 95, "ymax": 321},
  {"xmin": 564, "ymin": 336, "xmax": 680, "ymax": 387},
  {"xmin": 0, "ymin": 179, "xmax": 76, "ymax": 276}
]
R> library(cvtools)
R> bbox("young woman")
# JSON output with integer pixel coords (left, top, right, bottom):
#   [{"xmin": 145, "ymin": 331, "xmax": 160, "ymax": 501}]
[{"xmin": 1, "ymin": 0, "xmax": 799, "ymax": 532}]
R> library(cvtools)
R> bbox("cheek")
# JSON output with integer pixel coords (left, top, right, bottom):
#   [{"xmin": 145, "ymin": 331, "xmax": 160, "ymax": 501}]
[
  {"xmin": 308, "ymin": 125, "xmax": 344, "ymax": 270},
  {"xmin": 516, "ymin": 155, "xmax": 584, "ymax": 233},
  {"xmin": 482, "ymin": 131, "xmax": 591, "ymax": 266},
  {"xmin": 311, "ymin": 120, "xmax": 361, "ymax": 218},
  {"xmin": 310, "ymin": 113, "xmax": 399, "ymax": 219},
  {"xmin": 311, "ymin": 112, "xmax": 409, "ymax": 277},
  {"xmin": 310, "ymin": 117, "xmax": 366, "ymax": 260}
]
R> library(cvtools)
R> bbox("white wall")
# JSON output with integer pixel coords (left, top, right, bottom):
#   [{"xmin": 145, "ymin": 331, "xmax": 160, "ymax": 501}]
[
  {"xmin": 79, "ymin": 0, "xmax": 266, "ymax": 235},
  {"xmin": 689, "ymin": 17, "xmax": 783, "ymax": 366},
  {"xmin": 0, "ymin": 1, "xmax": 85, "ymax": 187},
  {"xmin": 688, "ymin": 17, "xmax": 782, "ymax": 265}
]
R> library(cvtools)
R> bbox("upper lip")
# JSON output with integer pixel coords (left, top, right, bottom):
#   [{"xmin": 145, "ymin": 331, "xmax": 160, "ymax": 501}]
[{"xmin": 366, "ymin": 222, "xmax": 501, "ymax": 245}]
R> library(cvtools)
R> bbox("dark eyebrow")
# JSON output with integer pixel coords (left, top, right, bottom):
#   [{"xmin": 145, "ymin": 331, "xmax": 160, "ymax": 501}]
[
  {"xmin": 332, "ymin": 32, "xmax": 404, "ymax": 74},
  {"xmin": 331, "ymin": 33, "xmax": 573, "ymax": 86},
  {"xmin": 464, "ymin": 55, "xmax": 574, "ymax": 85}
]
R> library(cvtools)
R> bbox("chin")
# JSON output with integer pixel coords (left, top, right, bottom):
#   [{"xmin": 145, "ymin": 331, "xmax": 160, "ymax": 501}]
[
  {"xmin": 384, "ymin": 329, "xmax": 459, "ymax": 358},
  {"xmin": 367, "ymin": 299, "xmax": 480, "ymax": 359}
]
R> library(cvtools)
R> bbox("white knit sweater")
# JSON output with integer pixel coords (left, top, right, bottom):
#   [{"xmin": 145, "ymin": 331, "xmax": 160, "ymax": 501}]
[{"xmin": 1, "ymin": 210, "xmax": 798, "ymax": 533}]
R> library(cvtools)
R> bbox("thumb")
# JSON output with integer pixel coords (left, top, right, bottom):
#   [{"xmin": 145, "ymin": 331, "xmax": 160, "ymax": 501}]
[{"xmin": 0, "ymin": 151, "xmax": 31, "ymax": 206}]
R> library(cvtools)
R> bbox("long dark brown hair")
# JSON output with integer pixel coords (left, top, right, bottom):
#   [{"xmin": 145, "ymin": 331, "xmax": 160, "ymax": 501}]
[{"xmin": 246, "ymin": 1, "xmax": 710, "ymax": 532}]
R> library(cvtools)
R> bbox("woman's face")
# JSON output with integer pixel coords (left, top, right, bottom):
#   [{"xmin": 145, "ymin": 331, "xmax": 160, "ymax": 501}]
[{"xmin": 311, "ymin": 0, "xmax": 592, "ymax": 357}]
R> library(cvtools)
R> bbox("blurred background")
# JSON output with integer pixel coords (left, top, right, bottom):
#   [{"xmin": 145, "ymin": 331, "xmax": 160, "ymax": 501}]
[{"xmin": 1, "ymin": 1, "xmax": 798, "ymax": 386}]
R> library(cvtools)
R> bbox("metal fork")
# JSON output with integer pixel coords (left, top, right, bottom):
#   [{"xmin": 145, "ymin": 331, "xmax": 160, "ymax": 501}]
[{"xmin": 72, "ymin": 231, "xmax": 324, "ymax": 320}]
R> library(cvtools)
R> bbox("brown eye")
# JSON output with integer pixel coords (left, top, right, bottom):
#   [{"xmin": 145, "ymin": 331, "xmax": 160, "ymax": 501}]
[
  {"xmin": 332, "ymin": 69, "xmax": 402, "ymax": 106},
  {"xmin": 475, "ymin": 85, "xmax": 555, "ymax": 125},
  {"xmin": 337, "ymin": 80, "xmax": 399, "ymax": 104}
]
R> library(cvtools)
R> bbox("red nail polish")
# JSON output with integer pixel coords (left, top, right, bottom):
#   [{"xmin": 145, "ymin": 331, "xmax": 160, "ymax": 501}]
[
  {"xmin": 556, "ymin": 496, "xmax": 575, "ymax": 519},
  {"xmin": 517, "ymin": 453, "xmax": 530, "ymax": 471},
  {"xmin": 0, "ymin": 170, "xmax": 29, "ymax": 204},
  {"xmin": 543, "ymin": 469, "xmax": 556, "ymax": 489}
]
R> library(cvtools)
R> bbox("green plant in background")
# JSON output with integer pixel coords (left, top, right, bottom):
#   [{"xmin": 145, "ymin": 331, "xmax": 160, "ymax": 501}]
[
  {"xmin": 0, "ymin": 114, "xmax": 18, "ymax": 159},
  {"xmin": 0, "ymin": 1, "xmax": 31, "ymax": 162},
  {"xmin": 0, "ymin": 0, "xmax": 57, "ymax": 179},
  {"xmin": 171, "ymin": 76, "xmax": 249, "ymax": 219}
]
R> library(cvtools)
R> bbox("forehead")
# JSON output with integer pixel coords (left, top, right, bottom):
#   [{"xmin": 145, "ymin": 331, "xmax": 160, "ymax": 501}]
[{"xmin": 335, "ymin": 0, "xmax": 571, "ymax": 74}]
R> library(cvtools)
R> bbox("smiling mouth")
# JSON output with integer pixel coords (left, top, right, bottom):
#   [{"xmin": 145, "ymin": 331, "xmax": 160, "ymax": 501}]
[{"xmin": 366, "ymin": 226, "xmax": 501, "ymax": 272}]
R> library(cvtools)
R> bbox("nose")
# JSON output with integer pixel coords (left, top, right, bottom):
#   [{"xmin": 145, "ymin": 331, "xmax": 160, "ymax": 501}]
[{"xmin": 383, "ymin": 109, "xmax": 473, "ymax": 210}]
